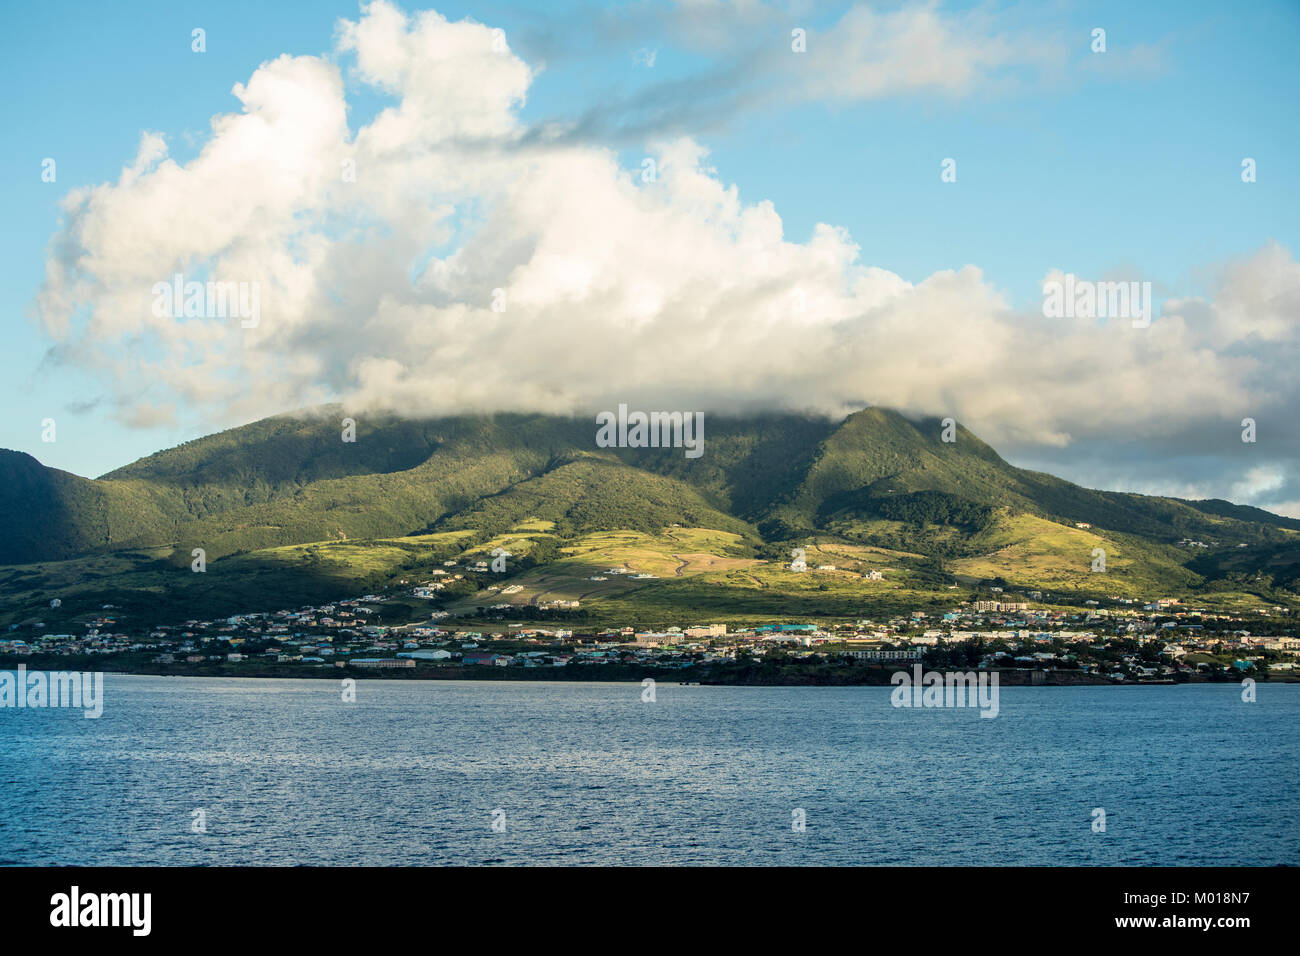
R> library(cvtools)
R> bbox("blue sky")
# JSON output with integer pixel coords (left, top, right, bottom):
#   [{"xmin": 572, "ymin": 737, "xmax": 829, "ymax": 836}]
[{"xmin": 2, "ymin": 0, "xmax": 1298, "ymax": 512}]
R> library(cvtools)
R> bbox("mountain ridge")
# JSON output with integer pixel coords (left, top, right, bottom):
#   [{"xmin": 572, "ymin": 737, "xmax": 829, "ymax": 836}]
[
  {"xmin": 2, "ymin": 406, "xmax": 1297, "ymax": 630},
  {"xmin": 4, "ymin": 405, "xmax": 1298, "ymax": 567}
]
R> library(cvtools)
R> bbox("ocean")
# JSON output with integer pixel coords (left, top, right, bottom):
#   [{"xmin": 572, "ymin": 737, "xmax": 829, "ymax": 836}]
[{"xmin": 1, "ymin": 675, "xmax": 1295, "ymax": 865}]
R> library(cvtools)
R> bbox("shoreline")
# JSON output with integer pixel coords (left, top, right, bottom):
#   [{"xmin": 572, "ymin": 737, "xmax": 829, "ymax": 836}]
[{"xmin": 5, "ymin": 656, "xmax": 1291, "ymax": 686}]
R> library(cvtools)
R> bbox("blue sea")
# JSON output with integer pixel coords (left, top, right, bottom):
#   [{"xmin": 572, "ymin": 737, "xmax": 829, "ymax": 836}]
[{"xmin": 1, "ymin": 675, "xmax": 1296, "ymax": 865}]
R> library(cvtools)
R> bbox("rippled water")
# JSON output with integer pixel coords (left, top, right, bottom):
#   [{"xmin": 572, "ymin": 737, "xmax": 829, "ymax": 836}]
[{"xmin": 1, "ymin": 675, "xmax": 1295, "ymax": 865}]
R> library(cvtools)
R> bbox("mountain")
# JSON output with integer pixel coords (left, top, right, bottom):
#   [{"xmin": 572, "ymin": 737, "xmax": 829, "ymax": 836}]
[{"xmin": 1, "ymin": 406, "xmax": 1297, "ymax": 628}]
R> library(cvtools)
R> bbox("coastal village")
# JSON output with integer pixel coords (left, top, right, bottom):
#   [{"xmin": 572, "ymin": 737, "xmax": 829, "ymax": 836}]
[{"xmin": 3, "ymin": 567, "xmax": 1296, "ymax": 681}]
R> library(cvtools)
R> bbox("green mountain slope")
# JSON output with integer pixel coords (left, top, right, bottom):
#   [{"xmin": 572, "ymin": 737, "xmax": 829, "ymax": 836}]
[{"xmin": 1, "ymin": 406, "xmax": 1297, "ymax": 628}]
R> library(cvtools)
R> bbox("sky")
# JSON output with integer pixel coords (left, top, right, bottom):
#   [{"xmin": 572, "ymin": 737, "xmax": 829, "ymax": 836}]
[{"xmin": 1, "ymin": 0, "xmax": 1298, "ymax": 516}]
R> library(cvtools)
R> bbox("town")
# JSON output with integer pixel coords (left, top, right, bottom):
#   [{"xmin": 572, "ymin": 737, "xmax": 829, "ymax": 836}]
[{"xmin": 3, "ymin": 575, "xmax": 1295, "ymax": 684}]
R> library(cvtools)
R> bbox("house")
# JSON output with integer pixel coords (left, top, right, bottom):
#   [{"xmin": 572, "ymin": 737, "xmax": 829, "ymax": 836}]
[{"xmin": 462, "ymin": 652, "xmax": 506, "ymax": 665}]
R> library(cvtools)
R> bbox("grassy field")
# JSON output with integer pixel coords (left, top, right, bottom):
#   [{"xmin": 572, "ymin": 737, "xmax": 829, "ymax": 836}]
[
  {"xmin": 950, "ymin": 512, "xmax": 1201, "ymax": 597},
  {"xmin": 437, "ymin": 527, "xmax": 960, "ymax": 627},
  {"xmin": 1, "ymin": 512, "xmax": 1290, "ymax": 634},
  {"xmin": 439, "ymin": 527, "xmax": 755, "ymax": 612}
]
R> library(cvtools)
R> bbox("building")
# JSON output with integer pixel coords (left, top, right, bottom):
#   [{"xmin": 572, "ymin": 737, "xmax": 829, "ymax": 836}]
[
  {"xmin": 348, "ymin": 658, "xmax": 416, "ymax": 669},
  {"xmin": 848, "ymin": 649, "xmax": 920, "ymax": 661},
  {"xmin": 684, "ymin": 624, "xmax": 726, "ymax": 639},
  {"xmin": 973, "ymin": 601, "xmax": 1029, "ymax": 613},
  {"xmin": 462, "ymin": 653, "xmax": 509, "ymax": 666}
]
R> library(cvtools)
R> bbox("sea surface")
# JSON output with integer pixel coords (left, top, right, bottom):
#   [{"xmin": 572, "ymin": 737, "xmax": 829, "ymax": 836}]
[{"xmin": 1, "ymin": 675, "xmax": 1296, "ymax": 865}]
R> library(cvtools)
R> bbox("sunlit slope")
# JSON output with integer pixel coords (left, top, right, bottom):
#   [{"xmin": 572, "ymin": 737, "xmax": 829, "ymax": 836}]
[{"xmin": 2, "ymin": 405, "xmax": 1297, "ymax": 618}]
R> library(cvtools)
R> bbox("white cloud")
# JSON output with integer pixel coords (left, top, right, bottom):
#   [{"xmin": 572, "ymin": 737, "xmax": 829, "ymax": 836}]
[
  {"xmin": 1230, "ymin": 465, "xmax": 1287, "ymax": 502},
  {"xmin": 796, "ymin": 3, "xmax": 1033, "ymax": 100},
  {"xmin": 33, "ymin": 1, "xmax": 1300, "ymax": 517}
]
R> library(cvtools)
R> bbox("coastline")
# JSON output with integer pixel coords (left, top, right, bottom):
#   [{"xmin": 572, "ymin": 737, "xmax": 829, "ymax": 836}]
[{"xmin": 5, "ymin": 655, "xmax": 1291, "ymax": 686}]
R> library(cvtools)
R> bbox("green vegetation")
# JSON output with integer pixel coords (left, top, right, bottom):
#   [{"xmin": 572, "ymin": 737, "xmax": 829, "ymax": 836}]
[{"xmin": 2, "ymin": 405, "xmax": 1297, "ymax": 630}]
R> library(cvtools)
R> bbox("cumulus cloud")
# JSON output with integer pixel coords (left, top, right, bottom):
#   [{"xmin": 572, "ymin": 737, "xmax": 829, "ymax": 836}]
[{"xmin": 34, "ymin": 2, "xmax": 1300, "ymax": 513}]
